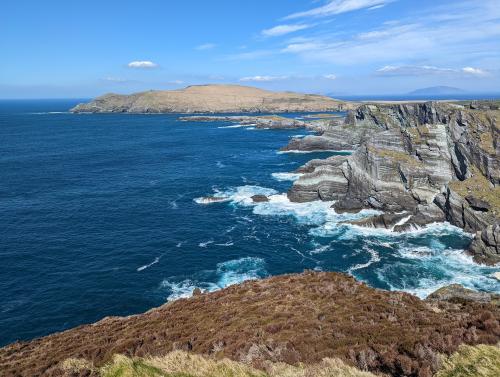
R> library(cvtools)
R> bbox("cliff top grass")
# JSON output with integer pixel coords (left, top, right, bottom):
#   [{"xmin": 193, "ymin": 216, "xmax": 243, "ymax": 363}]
[
  {"xmin": 59, "ymin": 345, "xmax": 500, "ymax": 377},
  {"xmin": 63, "ymin": 351, "xmax": 380, "ymax": 377},
  {"xmin": 368, "ymin": 146, "xmax": 424, "ymax": 168},
  {"xmin": 449, "ymin": 167, "xmax": 500, "ymax": 217},
  {"xmin": 435, "ymin": 344, "xmax": 500, "ymax": 377}
]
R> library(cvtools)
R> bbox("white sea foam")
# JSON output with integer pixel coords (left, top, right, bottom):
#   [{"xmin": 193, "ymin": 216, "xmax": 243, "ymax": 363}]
[
  {"xmin": 215, "ymin": 240, "xmax": 234, "ymax": 247},
  {"xmin": 137, "ymin": 257, "xmax": 160, "ymax": 272},
  {"xmin": 162, "ymin": 257, "xmax": 267, "ymax": 301},
  {"xmin": 217, "ymin": 124, "xmax": 248, "ymax": 129},
  {"xmin": 271, "ymin": 172, "xmax": 303, "ymax": 181},
  {"xmin": 277, "ymin": 149, "xmax": 352, "ymax": 154},
  {"xmin": 216, "ymin": 161, "xmax": 226, "ymax": 168},
  {"xmin": 348, "ymin": 246, "xmax": 380, "ymax": 273},
  {"xmin": 199, "ymin": 240, "xmax": 214, "ymax": 248},
  {"xmin": 30, "ymin": 111, "xmax": 67, "ymax": 114},
  {"xmin": 194, "ymin": 196, "xmax": 231, "ymax": 204},
  {"xmin": 374, "ymin": 242, "xmax": 500, "ymax": 298}
]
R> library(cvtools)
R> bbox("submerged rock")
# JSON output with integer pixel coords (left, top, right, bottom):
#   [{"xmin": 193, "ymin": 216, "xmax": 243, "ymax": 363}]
[{"xmin": 251, "ymin": 194, "xmax": 269, "ymax": 203}]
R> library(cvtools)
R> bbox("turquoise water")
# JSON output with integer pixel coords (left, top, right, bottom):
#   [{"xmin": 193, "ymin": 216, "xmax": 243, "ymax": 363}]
[{"xmin": 0, "ymin": 100, "xmax": 498, "ymax": 346}]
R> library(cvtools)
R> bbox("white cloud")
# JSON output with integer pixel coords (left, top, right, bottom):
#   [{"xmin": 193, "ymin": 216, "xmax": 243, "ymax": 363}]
[
  {"xmin": 103, "ymin": 77, "xmax": 128, "ymax": 83},
  {"xmin": 462, "ymin": 67, "xmax": 488, "ymax": 76},
  {"xmin": 168, "ymin": 80, "xmax": 184, "ymax": 85},
  {"xmin": 239, "ymin": 75, "xmax": 288, "ymax": 82},
  {"xmin": 376, "ymin": 65, "xmax": 489, "ymax": 77},
  {"xmin": 285, "ymin": 0, "xmax": 393, "ymax": 19},
  {"xmin": 127, "ymin": 61, "xmax": 158, "ymax": 69},
  {"xmin": 196, "ymin": 43, "xmax": 216, "ymax": 50},
  {"xmin": 262, "ymin": 24, "xmax": 310, "ymax": 37},
  {"xmin": 323, "ymin": 74, "xmax": 337, "ymax": 80}
]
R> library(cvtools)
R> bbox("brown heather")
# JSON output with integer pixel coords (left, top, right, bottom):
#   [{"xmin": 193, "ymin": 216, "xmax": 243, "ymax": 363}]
[{"xmin": 1, "ymin": 272, "xmax": 499, "ymax": 377}]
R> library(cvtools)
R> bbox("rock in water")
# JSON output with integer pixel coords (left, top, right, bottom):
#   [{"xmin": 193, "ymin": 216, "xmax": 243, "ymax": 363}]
[
  {"xmin": 468, "ymin": 223, "xmax": 500, "ymax": 265},
  {"xmin": 426, "ymin": 284, "xmax": 499, "ymax": 304},
  {"xmin": 251, "ymin": 194, "xmax": 269, "ymax": 203}
]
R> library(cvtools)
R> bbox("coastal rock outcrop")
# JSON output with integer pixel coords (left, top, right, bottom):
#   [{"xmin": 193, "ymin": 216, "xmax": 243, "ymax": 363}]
[
  {"xmin": 179, "ymin": 115, "xmax": 307, "ymax": 129},
  {"xmin": 288, "ymin": 101, "xmax": 500, "ymax": 263},
  {"xmin": 70, "ymin": 85, "xmax": 355, "ymax": 114}
]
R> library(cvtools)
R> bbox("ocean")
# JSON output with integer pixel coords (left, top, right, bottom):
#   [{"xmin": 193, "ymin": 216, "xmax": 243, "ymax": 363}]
[{"xmin": 1, "ymin": 99, "xmax": 498, "ymax": 347}]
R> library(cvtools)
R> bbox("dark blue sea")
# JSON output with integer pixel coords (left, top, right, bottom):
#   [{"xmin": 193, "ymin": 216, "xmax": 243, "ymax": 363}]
[{"xmin": 1, "ymin": 100, "xmax": 499, "ymax": 347}]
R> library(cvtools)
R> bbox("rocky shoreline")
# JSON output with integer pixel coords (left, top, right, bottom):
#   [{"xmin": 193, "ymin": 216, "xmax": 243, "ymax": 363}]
[
  {"xmin": 282, "ymin": 101, "xmax": 499, "ymax": 265},
  {"xmin": 1, "ymin": 101, "xmax": 499, "ymax": 376}
]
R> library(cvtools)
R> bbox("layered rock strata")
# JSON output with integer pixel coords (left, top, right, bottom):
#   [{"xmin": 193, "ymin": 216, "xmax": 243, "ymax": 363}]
[{"xmin": 288, "ymin": 102, "xmax": 500, "ymax": 264}]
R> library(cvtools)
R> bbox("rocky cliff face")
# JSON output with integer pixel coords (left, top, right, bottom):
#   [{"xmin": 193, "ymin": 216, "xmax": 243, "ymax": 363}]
[
  {"xmin": 70, "ymin": 85, "xmax": 355, "ymax": 114},
  {"xmin": 288, "ymin": 101, "xmax": 500, "ymax": 264}
]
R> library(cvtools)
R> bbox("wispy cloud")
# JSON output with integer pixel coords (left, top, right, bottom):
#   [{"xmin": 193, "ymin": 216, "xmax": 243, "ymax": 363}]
[
  {"xmin": 239, "ymin": 75, "xmax": 288, "ymax": 82},
  {"xmin": 103, "ymin": 77, "xmax": 129, "ymax": 83},
  {"xmin": 195, "ymin": 43, "xmax": 216, "ymax": 51},
  {"xmin": 262, "ymin": 24, "xmax": 310, "ymax": 37},
  {"xmin": 323, "ymin": 74, "xmax": 337, "ymax": 80},
  {"xmin": 167, "ymin": 80, "xmax": 185, "ymax": 85},
  {"xmin": 462, "ymin": 67, "xmax": 488, "ymax": 76},
  {"xmin": 127, "ymin": 61, "xmax": 158, "ymax": 69},
  {"xmin": 285, "ymin": 0, "xmax": 393, "ymax": 19},
  {"xmin": 376, "ymin": 65, "xmax": 489, "ymax": 77},
  {"xmin": 280, "ymin": 4, "xmax": 500, "ymax": 66}
]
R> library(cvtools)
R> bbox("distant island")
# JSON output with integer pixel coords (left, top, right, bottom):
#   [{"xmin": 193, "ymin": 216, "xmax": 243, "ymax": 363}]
[
  {"xmin": 408, "ymin": 86, "xmax": 465, "ymax": 96},
  {"xmin": 70, "ymin": 84, "xmax": 355, "ymax": 114}
]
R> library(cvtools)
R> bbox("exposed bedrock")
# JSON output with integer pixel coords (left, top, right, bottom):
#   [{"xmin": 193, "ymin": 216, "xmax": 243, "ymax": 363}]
[
  {"xmin": 179, "ymin": 115, "xmax": 307, "ymax": 129},
  {"xmin": 287, "ymin": 102, "xmax": 500, "ymax": 263}
]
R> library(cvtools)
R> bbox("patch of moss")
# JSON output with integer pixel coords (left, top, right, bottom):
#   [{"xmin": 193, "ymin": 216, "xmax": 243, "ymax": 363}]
[
  {"xmin": 479, "ymin": 132, "xmax": 496, "ymax": 154},
  {"xmin": 449, "ymin": 167, "xmax": 500, "ymax": 216},
  {"xmin": 368, "ymin": 146, "xmax": 423, "ymax": 167}
]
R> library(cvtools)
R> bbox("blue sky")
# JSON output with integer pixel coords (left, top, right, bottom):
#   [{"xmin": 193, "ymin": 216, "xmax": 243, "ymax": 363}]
[{"xmin": 1, "ymin": 0, "xmax": 499, "ymax": 98}]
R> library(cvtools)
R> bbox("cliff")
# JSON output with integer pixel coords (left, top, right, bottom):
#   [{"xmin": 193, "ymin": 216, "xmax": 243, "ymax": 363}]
[
  {"xmin": 1, "ymin": 272, "xmax": 499, "ymax": 377},
  {"xmin": 70, "ymin": 85, "xmax": 355, "ymax": 114},
  {"xmin": 287, "ymin": 101, "xmax": 500, "ymax": 264}
]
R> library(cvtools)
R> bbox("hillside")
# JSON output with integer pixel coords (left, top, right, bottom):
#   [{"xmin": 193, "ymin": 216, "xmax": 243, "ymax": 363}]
[
  {"xmin": 1, "ymin": 272, "xmax": 499, "ymax": 377},
  {"xmin": 70, "ymin": 84, "xmax": 355, "ymax": 113}
]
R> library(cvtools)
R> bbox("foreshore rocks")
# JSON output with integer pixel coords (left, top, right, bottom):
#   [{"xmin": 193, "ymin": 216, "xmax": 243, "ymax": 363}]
[
  {"xmin": 179, "ymin": 115, "xmax": 307, "ymax": 129},
  {"xmin": 288, "ymin": 101, "xmax": 500, "ymax": 264}
]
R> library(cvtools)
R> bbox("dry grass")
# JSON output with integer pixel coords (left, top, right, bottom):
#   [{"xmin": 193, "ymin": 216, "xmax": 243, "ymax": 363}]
[
  {"xmin": 435, "ymin": 344, "xmax": 500, "ymax": 377},
  {"xmin": 368, "ymin": 146, "xmax": 424, "ymax": 167},
  {"xmin": 99, "ymin": 351, "xmax": 379, "ymax": 377}
]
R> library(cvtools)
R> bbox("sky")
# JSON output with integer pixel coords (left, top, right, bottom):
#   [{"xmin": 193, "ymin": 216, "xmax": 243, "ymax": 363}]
[{"xmin": 1, "ymin": 0, "xmax": 499, "ymax": 98}]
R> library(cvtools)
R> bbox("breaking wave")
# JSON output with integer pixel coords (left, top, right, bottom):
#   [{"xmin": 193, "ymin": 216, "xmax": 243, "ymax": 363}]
[
  {"xmin": 161, "ymin": 257, "xmax": 267, "ymax": 301},
  {"xmin": 271, "ymin": 172, "xmax": 303, "ymax": 181}
]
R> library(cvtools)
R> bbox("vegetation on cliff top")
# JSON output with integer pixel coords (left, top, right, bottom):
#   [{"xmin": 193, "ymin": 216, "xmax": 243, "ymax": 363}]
[
  {"xmin": 59, "ymin": 345, "xmax": 500, "ymax": 377},
  {"xmin": 2, "ymin": 272, "xmax": 499, "ymax": 377}
]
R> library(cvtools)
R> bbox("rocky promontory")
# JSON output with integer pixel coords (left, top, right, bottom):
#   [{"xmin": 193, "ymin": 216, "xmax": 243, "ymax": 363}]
[
  {"xmin": 70, "ymin": 84, "xmax": 355, "ymax": 114},
  {"xmin": 287, "ymin": 101, "xmax": 500, "ymax": 264}
]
